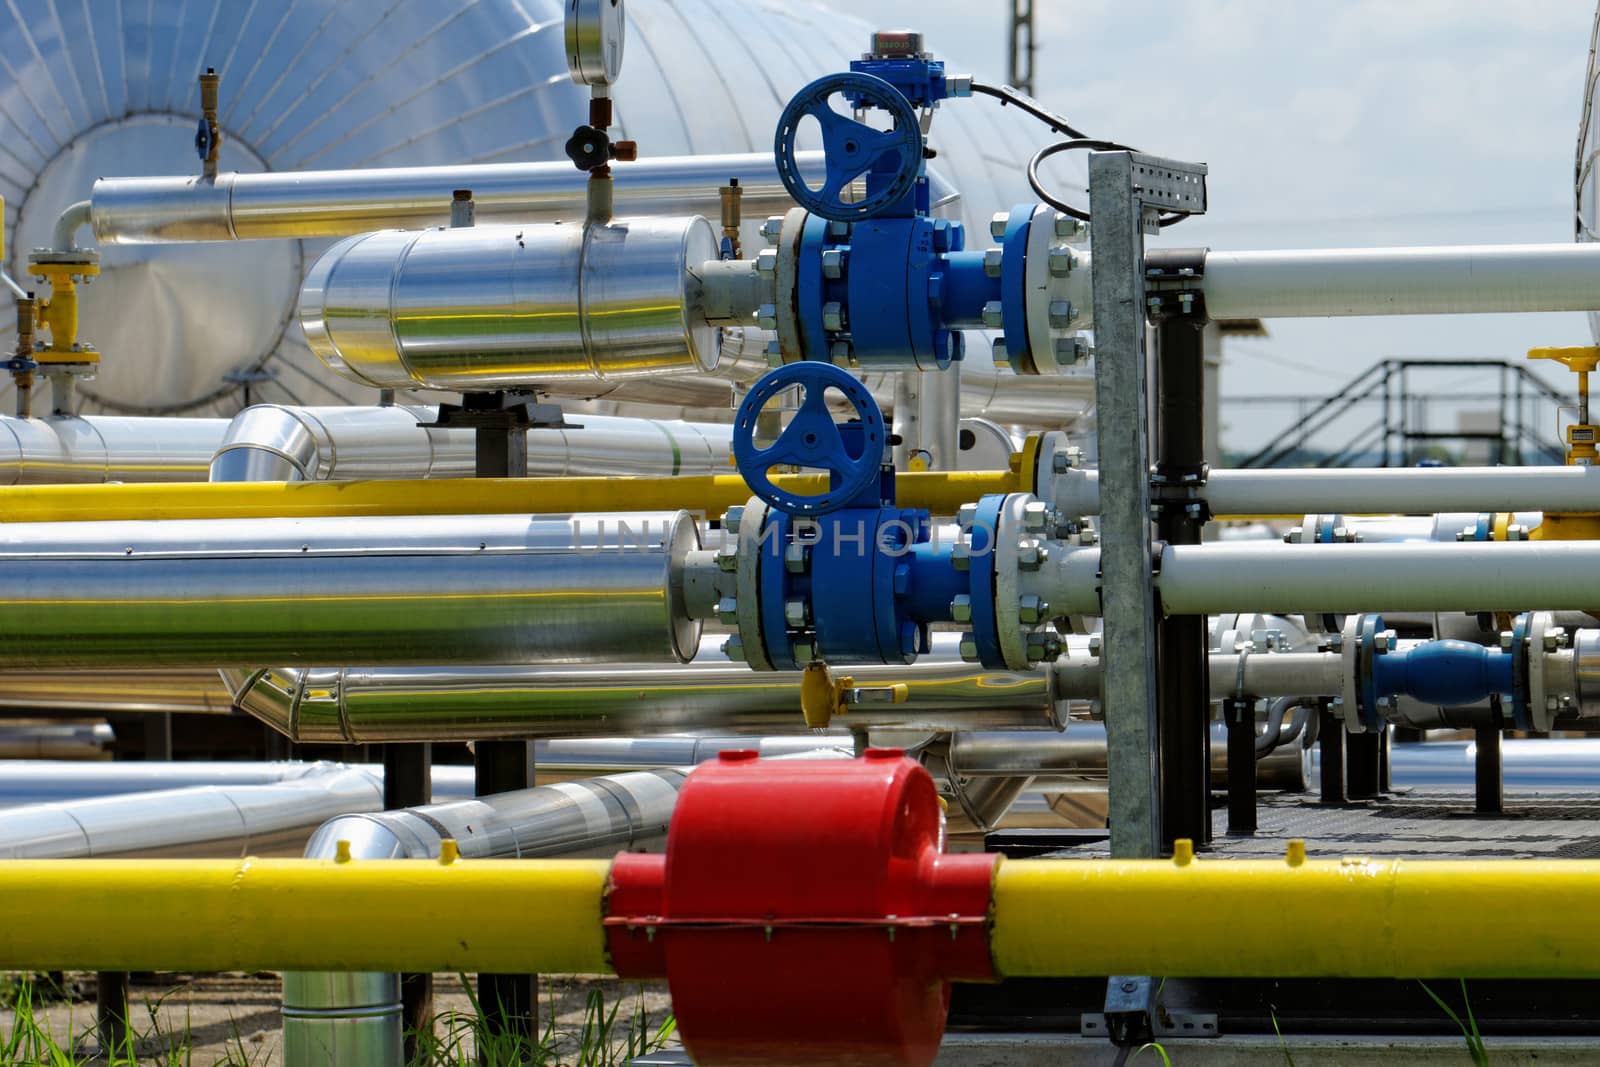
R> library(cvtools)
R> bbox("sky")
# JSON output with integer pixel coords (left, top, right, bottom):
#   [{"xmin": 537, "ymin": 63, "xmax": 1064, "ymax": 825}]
[{"xmin": 833, "ymin": 0, "xmax": 1598, "ymax": 453}]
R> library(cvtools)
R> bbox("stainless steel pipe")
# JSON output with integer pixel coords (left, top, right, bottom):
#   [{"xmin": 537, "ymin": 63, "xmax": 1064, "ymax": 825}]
[
  {"xmin": 1051, "ymin": 651, "xmax": 1344, "ymax": 702},
  {"xmin": 0, "ymin": 670, "xmax": 233, "ymax": 715},
  {"xmin": 302, "ymin": 217, "xmax": 718, "ymax": 389},
  {"xmin": 0, "ymin": 759, "xmax": 475, "ymax": 807},
  {"xmin": 225, "ymin": 635, "xmax": 1060, "ymax": 743},
  {"xmin": 0, "ymin": 723, "xmax": 114, "ymax": 761},
  {"xmin": 0, "ymin": 512, "xmax": 700, "ymax": 667},
  {"xmin": 90, "ymin": 152, "xmax": 839, "ymax": 244},
  {"xmin": 1202, "ymin": 243, "xmax": 1600, "ymax": 319},
  {"xmin": 1052, "ymin": 466, "xmax": 1600, "ymax": 519},
  {"xmin": 0, "ymin": 765, "xmax": 383, "ymax": 859},
  {"xmin": 0, "ymin": 415, "xmax": 225, "ymax": 484},
  {"xmin": 208, "ymin": 404, "xmax": 732, "ymax": 482}
]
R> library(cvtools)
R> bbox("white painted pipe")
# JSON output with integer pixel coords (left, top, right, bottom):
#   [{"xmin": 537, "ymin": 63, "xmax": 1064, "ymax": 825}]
[
  {"xmin": 1053, "ymin": 466, "xmax": 1600, "ymax": 518},
  {"xmin": 1155, "ymin": 542, "xmax": 1600, "ymax": 615},
  {"xmin": 1202, "ymin": 243, "xmax": 1600, "ymax": 319}
]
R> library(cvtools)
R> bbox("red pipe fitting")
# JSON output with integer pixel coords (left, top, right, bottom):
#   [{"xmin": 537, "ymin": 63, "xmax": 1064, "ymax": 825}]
[{"xmin": 606, "ymin": 748, "xmax": 999, "ymax": 1066}]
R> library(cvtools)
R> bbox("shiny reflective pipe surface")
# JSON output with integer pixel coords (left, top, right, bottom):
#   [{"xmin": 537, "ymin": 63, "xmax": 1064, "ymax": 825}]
[
  {"xmin": 302, "ymin": 217, "xmax": 719, "ymax": 389},
  {"xmin": 91, "ymin": 152, "xmax": 840, "ymax": 244},
  {"xmin": 0, "ymin": 766, "xmax": 383, "ymax": 859},
  {"xmin": 0, "ymin": 415, "xmax": 224, "ymax": 484},
  {"xmin": 226, "ymin": 635, "xmax": 1059, "ymax": 743},
  {"xmin": 208, "ymin": 405, "xmax": 732, "ymax": 482},
  {"xmin": 0, "ymin": 512, "xmax": 700, "ymax": 668}
]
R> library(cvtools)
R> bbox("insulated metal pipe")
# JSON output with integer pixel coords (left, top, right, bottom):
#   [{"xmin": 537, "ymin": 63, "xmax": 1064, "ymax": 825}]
[
  {"xmin": 0, "ymin": 469, "xmax": 1022, "ymax": 523},
  {"xmin": 0, "ymin": 670, "xmax": 233, "ymax": 715},
  {"xmin": 0, "ymin": 766, "xmax": 383, "ymax": 859},
  {"xmin": 225, "ymin": 635, "xmax": 1059, "ymax": 743},
  {"xmin": 208, "ymin": 405, "xmax": 733, "ymax": 483},
  {"xmin": 1201, "ymin": 243, "xmax": 1600, "ymax": 319},
  {"xmin": 90, "ymin": 152, "xmax": 840, "ymax": 244},
  {"xmin": 0, "ymin": 723, "xmax": 114, "ymax": 760},
  {"xmin": 0, "ymin": 512, "xmax": 700, "ymax": 667},
  {"xmin": 301, "ymin": 217, "xmax": 720, "ymax": 389},
  {"xmin": 0, "ymin": 759, "xmax": 476, "ymax": 807},
  {"xmin": 1053, "ymin": 466, "xmax": 1600, "ymax": 519},
  {"xmin": 0, "ymin": 415, "xmax": 225, "ymax": 484}
]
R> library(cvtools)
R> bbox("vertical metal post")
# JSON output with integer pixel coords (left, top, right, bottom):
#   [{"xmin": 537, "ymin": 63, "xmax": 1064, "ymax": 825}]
[
  {"xmin": 1223, "ymin": 698, "xmax": 1257, "ymax": 835},
  {"xmin": 1319, "ymin": 706, "xmax": 1346, "ymax": 804},
  {"xmin": 143, "ymin": 713, "xmax": 172, "ymax": 760},
  {"xmin": 385, "ymin": 742, "xmax": 434, "ymax": 1058},
  {"xmin": 1472, "ymin": 703, "xmax": 1497, "ymax": 812},
  {"xmin": 471, "ymin": 390, "xmax": 537, "ymax": 1055},
  {"xmin": 1090, "ymin": 152, "xmax": 1161, "ymax": 859},
  {"xmin": 1089, "ymin": 151, "xmax": 1206, "ymax": 858},
  {"xmin": 1150, "ymin": 274, "xmax": 1212, "ymax": 847},
  {"xmin": 95, "ymin": 970, "xmax": 129, "ymax": 1055},
  {"xmin": 1347, "ymin": 726, "xmax": 1385, "ymax": 799},
  {"xmin": 1008, "ymin": 0, "xmax": 1036, "ymax": 96}
]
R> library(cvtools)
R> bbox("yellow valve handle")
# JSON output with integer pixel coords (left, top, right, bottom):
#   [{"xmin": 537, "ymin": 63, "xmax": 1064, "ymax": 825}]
[
  {"xmin": 799, "ymin": 661, "xmax": 840, "ymax": 729},
  {"xmin": 798, "ymin": 662, "xmax": 911, "ymax": 729}
]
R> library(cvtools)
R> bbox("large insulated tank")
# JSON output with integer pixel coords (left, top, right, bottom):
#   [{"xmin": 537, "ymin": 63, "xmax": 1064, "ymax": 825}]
[
  {"xmin": 0, "ymin": 0, "xmax": 1045, "ymax": 416},
  {"xmin": 1581, "ymin": 3, "xmax": 1600, "ymax": 341}
]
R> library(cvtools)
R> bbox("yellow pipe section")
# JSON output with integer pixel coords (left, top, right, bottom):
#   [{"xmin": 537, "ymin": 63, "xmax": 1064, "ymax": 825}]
[
  {"xmin": 991, "ymin": 847, "xmax": 1600, "ymax": 979},
  {"xmin": 1, "ymin": 856, "xmax": 615, "ymax": 975},
  {"xmin": 0, "ymin": 468, "xmax": 1025, "ymax": 524}
]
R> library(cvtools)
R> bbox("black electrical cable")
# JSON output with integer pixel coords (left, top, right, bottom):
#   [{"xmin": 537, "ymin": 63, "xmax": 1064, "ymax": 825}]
[
  {"xmin": 968, "ymin": 82, "xmax": 1088, "ymax": 139},
  {"xmin": 970, "ymin": 80, "xmax": 1188, "ymax": 228},
  {"xmin": 1028, "ymin": 140, "xmax": 1189, "ymax": 229}
]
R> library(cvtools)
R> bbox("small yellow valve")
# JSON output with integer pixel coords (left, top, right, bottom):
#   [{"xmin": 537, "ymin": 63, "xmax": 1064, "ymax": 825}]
[
  {"xmin": 1530, "ymin": 346, "xmax": 1600, "ymax": 466},
  {"xmin": 797, "ymin": 660, "xmax": 909, "ymax": 730},
  {"xmin": 28, "ymin": 253, "xmax": 100, "ymax": 365}
]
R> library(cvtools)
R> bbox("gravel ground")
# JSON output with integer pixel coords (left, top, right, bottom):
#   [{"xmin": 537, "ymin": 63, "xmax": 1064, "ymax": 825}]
[{"xmin": 0, "ymin": 972, "xmax": 676, "ymax": 1065}]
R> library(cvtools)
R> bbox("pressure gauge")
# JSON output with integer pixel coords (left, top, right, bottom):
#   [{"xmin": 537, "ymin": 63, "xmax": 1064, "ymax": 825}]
[{"xmin": 565, "ymin": 0, "xmax": 625, "ymax": 87}]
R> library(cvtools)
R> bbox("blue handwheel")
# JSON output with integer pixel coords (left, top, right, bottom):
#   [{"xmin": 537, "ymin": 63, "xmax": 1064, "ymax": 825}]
[
  {"xmin": 733, "ymin": 362, "xmax": 885, "ymax": 516},
  {"xmin": 774, "ymin": 72, "xmax": 923, "ymax": 222}
]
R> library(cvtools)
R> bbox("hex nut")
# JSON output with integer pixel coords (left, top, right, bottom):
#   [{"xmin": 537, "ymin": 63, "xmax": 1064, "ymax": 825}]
[
  {"xmin": 982, "ymin": 301, "xmax": 1005, "ymax": 329},
  {"xmin": 951, "ymin": 594, "xmax": 973, "ymax": 623},
  {"xmin": 822, "ymin": 302, "xmax": 845, "ymax": 331},
  {"xmin": 983, "ymin": 248, "xmax": 1004, "ymax": 278},
  {"xmin": 989, "ymin": 212, "xmax": 1009, "ymax": 240},
  {"xmin": 716, "ymin": 597, "xmax": 739, "ymax": 626},
  {"xmin": 821, "ymin": 248, "xmax": 845, "ymax": 279}
]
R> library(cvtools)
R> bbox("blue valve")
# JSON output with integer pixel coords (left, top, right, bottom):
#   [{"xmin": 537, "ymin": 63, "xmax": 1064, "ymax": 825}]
[
  {"xmin": 733, "ymin": 362, "xmax": 887, "ymax": 517},
  {"xmin": 774, "ymin": 73, "xmax": 923, "ymax": 222}
]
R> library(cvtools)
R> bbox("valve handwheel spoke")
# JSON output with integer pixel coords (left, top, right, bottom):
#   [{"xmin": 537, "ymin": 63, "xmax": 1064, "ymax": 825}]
[
  {"xmin": 775, "ymin": 72, "xmax": 923, "ymax": 221},
  {"xmin": 733, "ymin": 362, "xmax": 886, "ymax": 516}
]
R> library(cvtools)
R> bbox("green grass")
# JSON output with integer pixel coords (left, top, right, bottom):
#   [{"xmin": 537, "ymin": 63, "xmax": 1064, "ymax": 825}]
[
  {"xmin": 412, "ymin": 977, "xmax": 676, "ymax": 1067},
  {"xmin": 1418, "ymin": 979, "xmax": 1489, "ymax": 1066},
  {"xmin": 2, "ymin": 973, "xmax": 674, "ymax": 1066}
]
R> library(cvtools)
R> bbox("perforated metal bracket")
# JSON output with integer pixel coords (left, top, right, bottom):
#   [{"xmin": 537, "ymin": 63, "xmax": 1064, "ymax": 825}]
[{"xmin": 1128, "ymin": 153, "xmax": 1208, "ymax": 233}]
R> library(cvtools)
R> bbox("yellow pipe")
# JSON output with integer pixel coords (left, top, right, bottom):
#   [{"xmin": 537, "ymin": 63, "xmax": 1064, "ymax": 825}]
[
  {"xmin": 991, "ymin": 847, "xmax": 1600, "ymax": 979},
  {"xmin": 1, "ymin": 856, "xmax": 615, "ymax": 975},
  {"xmin": 0, "ymin": 468, "xmax": 1025, "ymax": 524}
]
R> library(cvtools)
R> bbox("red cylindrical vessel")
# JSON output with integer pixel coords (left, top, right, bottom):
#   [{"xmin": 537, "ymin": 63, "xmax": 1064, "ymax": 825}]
[{"xmin": 606, "ymin": 749, "xmax": 999, "ymax": 1066}]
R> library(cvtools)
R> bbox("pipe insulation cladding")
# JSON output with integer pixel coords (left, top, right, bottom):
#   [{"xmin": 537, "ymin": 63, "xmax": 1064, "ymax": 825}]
[
  {"xmin": 224, "ymin": 634, "xmax": 1059, "ymax": 743},
  {"xmin": 0, "ymin": 512, "xmax": 700, "ymax": 668},
  {"xmin": 301, "ymin": 217, "xmax": 719, "ymax": 389}
]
